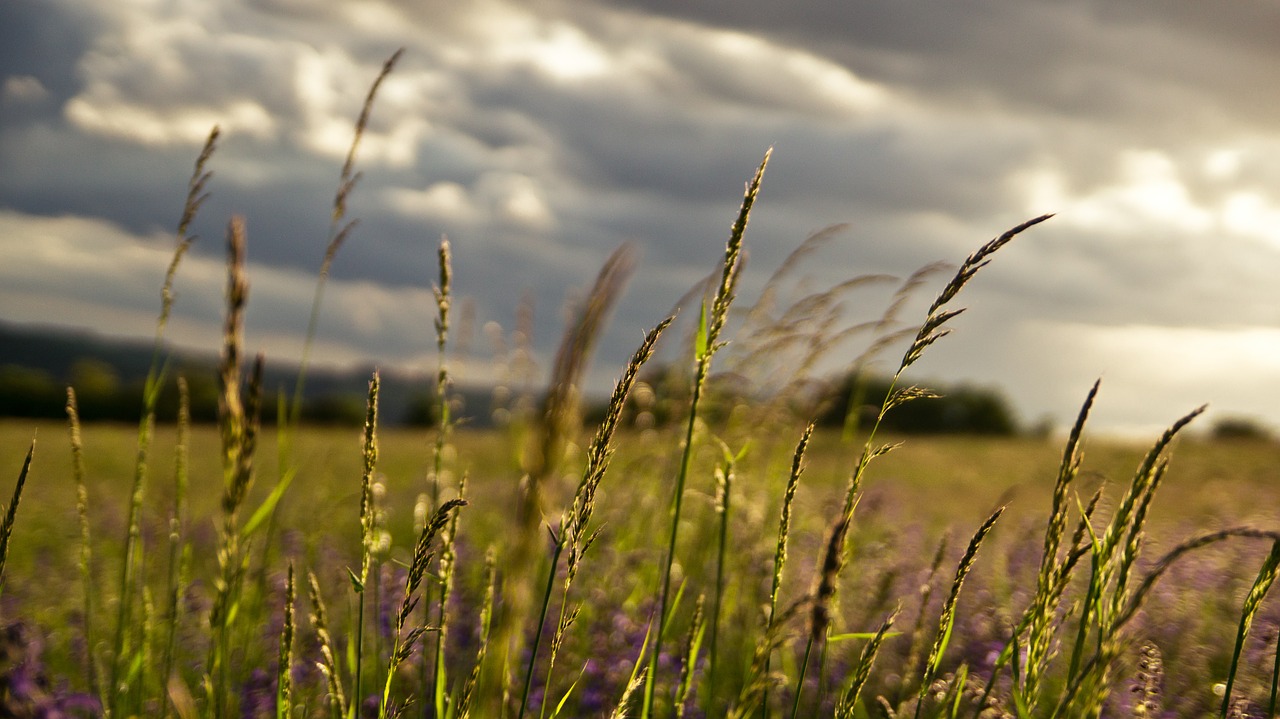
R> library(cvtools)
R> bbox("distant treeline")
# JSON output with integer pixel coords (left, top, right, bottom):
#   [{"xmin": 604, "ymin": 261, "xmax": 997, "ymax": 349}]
[
  {"xmin": 815, "ymin": 373, "xmax": 1019, "ymax": 435},
  {"xmin": 579, "ymin": 362, "xmax": 1023, "ymax": 435},
  {"xmin": 0, "ymin": 323, "xmax": 482, "ymax": 426},
  {"xmin": 2, "ymin": 322, "xmax": 1028, "ymax": 434},
  {"xmin": 1, "ymin": 355, "xmax": 1022, "ymax": 436},
  {"xmin": 0, "ymin": 358, "xmax": 473, "ymax": 426}
]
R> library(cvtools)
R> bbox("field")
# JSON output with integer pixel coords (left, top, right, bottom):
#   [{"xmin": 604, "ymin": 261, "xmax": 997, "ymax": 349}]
[
  {"xmin": 4, "ymin": 411, "xmax": 1280, "ymax": 718},
  {"xmin": 7, "ymin": 52, "xmax": 1280, "ymax": 719}
]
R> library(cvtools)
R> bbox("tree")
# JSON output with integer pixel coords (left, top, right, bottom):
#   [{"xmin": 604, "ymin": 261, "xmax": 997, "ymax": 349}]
[
  {"xmin": 0, "ymin": 365, "xmax": 62, "ymax": 418},
  {"xmin": 1210, "ymin": 416, "xmax": 1272, "ymax": 441},
  {"xmin": 817, "ymin": 373, "xmax": 1018, "ymax": 435}
]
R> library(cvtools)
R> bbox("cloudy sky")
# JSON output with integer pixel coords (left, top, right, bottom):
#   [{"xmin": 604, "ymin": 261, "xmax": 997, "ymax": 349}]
[{"xmin": 4, "ymin": 0, "xmax": 1280, "ymax": 436}]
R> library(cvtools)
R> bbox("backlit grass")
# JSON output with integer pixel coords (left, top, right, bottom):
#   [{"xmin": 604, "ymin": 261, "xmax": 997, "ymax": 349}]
[{"xmin": 4, "ymin": 49, "xmax": 1280, "ymax": 719}]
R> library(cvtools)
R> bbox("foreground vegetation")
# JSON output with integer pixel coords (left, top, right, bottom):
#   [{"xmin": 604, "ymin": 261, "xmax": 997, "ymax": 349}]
[
  {"xmin": 6, "ymin": 419, "xmax": 1280, "ymax": 718},
  {"xmin": 4, "ymin": 49, "xmax": 1280, "ymax": 719}
]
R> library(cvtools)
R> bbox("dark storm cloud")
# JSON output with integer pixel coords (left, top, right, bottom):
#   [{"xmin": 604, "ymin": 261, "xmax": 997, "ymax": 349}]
[
  {"xmin": 6, "ymin": 0, "xmax": 1280, "ymax": 432},
  {"xmin": 0, "ymin": 0, "xmax": 96, "ymax": 101},
  {"xmin": 595, "ymin": 0, "xmax": 1280, "ymax": 130}
]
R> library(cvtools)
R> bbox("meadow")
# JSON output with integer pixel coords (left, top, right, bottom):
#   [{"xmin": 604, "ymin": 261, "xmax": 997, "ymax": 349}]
[
  {"xmin": 5, "ymin": 416, "xmax": 1280, "ymax": 718},
  {"xmin": 5, "ymin": 49, "xmax": 1280, "ymax": 719}
]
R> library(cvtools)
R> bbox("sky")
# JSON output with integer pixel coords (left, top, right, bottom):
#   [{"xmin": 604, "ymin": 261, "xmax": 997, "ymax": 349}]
[{"xmin": 3, "ymin": 0, "xmax": 1280, "ymax": 437}]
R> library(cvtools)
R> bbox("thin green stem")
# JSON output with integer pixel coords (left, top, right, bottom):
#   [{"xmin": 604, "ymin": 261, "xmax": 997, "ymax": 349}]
[
  {"xmin": 708, "ymin": 459, "xmax": 733, "ymax": 711},
  {"xmin": 790, "ymin": 636, "xmax": 815, "ymax": 719},
  {"xmin": 519, "ymin": 534, "xmax": 565, "ymax": 719}
]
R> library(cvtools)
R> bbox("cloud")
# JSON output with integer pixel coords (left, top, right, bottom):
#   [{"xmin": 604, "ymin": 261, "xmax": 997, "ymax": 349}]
[
  {"xmin": 0, "ymin": 209, "xmax": 476, "ymax": 377},
  {"xmin": 2, "ymin": 75, "xmax": 49, "ymax": 105},
  {"xmin": 6, "ymin": 0, "xmax": 1280, "ymax": 433},
  {"xmin": 1004, "ymin": 321, "xmax": 1280, "ymax": 437}
]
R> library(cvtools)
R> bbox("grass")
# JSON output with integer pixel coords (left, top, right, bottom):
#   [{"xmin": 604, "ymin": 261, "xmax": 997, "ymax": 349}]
[
  {"xmin": 5, "ymin": 48, "xmax": 1280, "ymax": 719},
  {"xmin": 6, "ymin": 421, "xmax": 1280, "ymax": 717}
]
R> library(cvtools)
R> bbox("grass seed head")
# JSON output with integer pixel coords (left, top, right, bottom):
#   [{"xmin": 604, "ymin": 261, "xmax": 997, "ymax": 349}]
[{"xmin": 810, "ymin": 515, "xmax": 851, "ymax": 643}]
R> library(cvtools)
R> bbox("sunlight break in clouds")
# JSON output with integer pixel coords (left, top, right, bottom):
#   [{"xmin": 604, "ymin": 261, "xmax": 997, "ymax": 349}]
[
  {"xmin": 1023, "ymin": 145, "xmax": 1280, "ymax": 253},
  {"xmin": 67, "ymin": 97, "xmax": 277, "ymax": 146},
  {"xmin": 1023, "ymin": 149, "xmax": 1213, "ymax": 235},
  {"xmin": 1018, "ymin": 320, "xmax": 1280, "ymax": 437},
  {"xmin": 1222, "ymin": 191, "xmax": 1280, "ymax": 250},
  {"xmin": 482, "ymin": 16, "xmax": 613, "ymax": 82}
]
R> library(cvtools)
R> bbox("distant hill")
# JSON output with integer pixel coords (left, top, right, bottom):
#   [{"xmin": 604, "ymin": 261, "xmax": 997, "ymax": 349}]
[{"xmin": 0, "ymin": 322, "xmax": 495, "ymax": 426}]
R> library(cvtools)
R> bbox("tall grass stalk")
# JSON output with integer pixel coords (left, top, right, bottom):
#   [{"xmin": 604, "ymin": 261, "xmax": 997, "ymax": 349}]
[
  {"xmin": 205, "ymin": 217, "xmax": 265, "ymax": 717},
  {"xmin": 107, "ymin": 124, "xmax": 216, "ymax": 716},
  {"xmin": 308, "ymin": 570, "xmax": 347, "ymax": 719},
  {"xmin": 294, "ymin": 49, "xmax": 402, "ymax": 417},
  {"xmin": 353, "ymin": 372, "xmax": 381, "ymax": 719},
  {"xmin": 834, "ymin": 605, "xmax": 900, "ymax": 719},
  {"xmin": 109, "ymin": 406, "xmax": 154, "ymax": 718},
  {"xmin": 161, "ymin": 377, "xmax": 191, "ymax": 718},
  {"xmin": 843, "ymin": 215, "xmax": 1052, "ymax": 520},
  {"xmin": 1053, "ymin": 404, "xmax": 1204, "ymax": 715},
  {"xmin": 428, "ymin": 237, "xmax": 456, "ymax": 719},
  {"xmin": 235, "ymin": 57, "xmax": 404, "ymax": 668},
  {"xmin": 519, "ymin": 533, "xmax": 563, "ymax": 719},
  {"xmin": 65, "ymin": 389, "xmax": 101, "ymax": 701},
  {"xmin": 278, "ymin": 563, "xmax": 296, "ymax": 719},
  {"xmin": 914, "ymin": 505, "xmax": 1005, "ymax": 719},
  {"xmin": 433, "ymin": 472, "xmax": 465, "ymax": 717},
  {"xmin": 675, "ymin": 595, "xmax": 706, "ymax": 719},
  {"xmin": 898, "ymin": 535, "xmax": 950, "ymax": 704},
  {"xmin": 969, "ymin": 381, "xmax": 1100, "ymax": 717},
  {"xmin": 247, "ymin": 52, "xmax": 405, "ymax": 621},
  {"xmin": 643, "ymin": 149, "xmax": 770, "ymax": 719},
  {"xmin": 761, "ymin": 424, "xmax": 812, "ymax": 714},
  {"xmin": 503, "ymin": 243, "xmax": 637, "ymax": 708},
  {"xmin": 519, "ymin": 318, "xmax": 672, "ymax": 719},
  {"xmin": 1020, "ymin": 380, "xmax": 1097, "ymax": 708},
  {"xmin": 106, "ymin": 128, "xmax": 218, "ymax": 717},
  {"xmin": 706, "ymin": 443, "xmax": 740, "ymax": 711},
  {"xmin": 381, "ymin": 498, "xmax": 467, "ymax": 717},
  {"xmin": 793, "ymin": 515, "xmax": 851, "ymax": 719}
]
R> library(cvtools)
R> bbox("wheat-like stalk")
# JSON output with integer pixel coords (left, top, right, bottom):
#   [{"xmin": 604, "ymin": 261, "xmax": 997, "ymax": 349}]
[
  {"xmin": 521, "ymin": 317, "xmax": 671, "ymax": 719},
  {"xmin": 835, "ymin": 604, "xmax": 901, "ymax": 719},
  {"xmin": 915, "ymin": 505, "xmax": 1006, "ymax": 719},
  {"xmin": 308, "ymin": 569, "xmax": 347, "ymax": 719},
  {"xmin": 353, "ymin": 371, "xmax": 380, "ymax": 718},
  {"xmin": 277, "ymin": 563, "xmax": 296, "ymax": 719},
  {"xmin": 381, "ymin": 499, "xmax": 468, "ymax": 718},
  {"xmin": 645, "ymin": 149, "xmax": 770, "ymax": 719}
]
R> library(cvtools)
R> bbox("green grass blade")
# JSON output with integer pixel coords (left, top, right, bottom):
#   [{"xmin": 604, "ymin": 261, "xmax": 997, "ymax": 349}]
[
  {"xmin": 0, "ymin": 439, "xmax": 33, "ymax": 594},
  {"xmin": 1221, "ymin": 540, "xmax": 1280, "ymax": 717}
]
